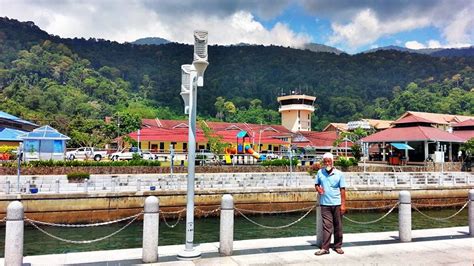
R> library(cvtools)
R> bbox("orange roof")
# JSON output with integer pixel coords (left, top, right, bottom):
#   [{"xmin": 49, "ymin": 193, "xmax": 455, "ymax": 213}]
[
  {"xmin": 362, "ymin": 119, "xmax": 393, "ymax": 129},
  {"xmin": 322, "ymin": 123, "xmax": 348, "ymax": 132},
  {"xmin": 395, "ymin": 111, "xmax": 474, "ymax": 125},
  {"xmin": 392, "ymin": 115, "xmax": 434, "ymax": 125}
]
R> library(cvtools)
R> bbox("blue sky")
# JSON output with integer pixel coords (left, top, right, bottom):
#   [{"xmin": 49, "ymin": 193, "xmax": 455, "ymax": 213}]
[{"xmin": 0, "ymin": 0, "xmax": 472, "ymax": 53}]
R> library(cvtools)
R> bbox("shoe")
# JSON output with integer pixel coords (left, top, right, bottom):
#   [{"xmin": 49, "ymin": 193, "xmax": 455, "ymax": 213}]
[
  {"xmin": 314, "ymin": 249, "xmax": 330, "ymax": 256},
  {"xmin": 333, "ymin": 248, "xmax": 344, "ymax": 254}
]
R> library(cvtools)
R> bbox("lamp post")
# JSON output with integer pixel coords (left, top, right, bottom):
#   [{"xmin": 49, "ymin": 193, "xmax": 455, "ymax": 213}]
[
  {"xmin": 177, "ymin": 30, "xmax": 208, "ymax": 260},
  {"xmin": 342, "ymin": 137, "xmax": 350, "ymax": 158},
  {"xmin": 16, "ymin": 143, "xmax": 22, "ymax": 193}
]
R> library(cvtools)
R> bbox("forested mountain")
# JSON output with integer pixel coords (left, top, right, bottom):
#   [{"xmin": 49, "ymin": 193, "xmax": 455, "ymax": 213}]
[
  {"xmin": 302, "ymin": 43, "xmax": 344, "ymax": 54},
  {"xmin": 364, "ymin": 45, "xmax": 474, "ymax": 57},
  {"xmin": 0, "ymin": 17, "xmax": 473, "ymax": 146},
  {"xmin": 131, "ymin": 37, "xmax": 170, "ymax": 45}
]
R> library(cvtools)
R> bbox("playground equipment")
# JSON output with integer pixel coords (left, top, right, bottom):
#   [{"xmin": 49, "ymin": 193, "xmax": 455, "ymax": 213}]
[{"xmin": 224, "ymin": 131, "xmax": 266, "ymax": 164}]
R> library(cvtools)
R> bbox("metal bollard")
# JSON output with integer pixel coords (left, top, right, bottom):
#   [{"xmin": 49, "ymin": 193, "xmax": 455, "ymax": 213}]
[
  {"xmin": 25, "ymin": 181, "xmax": 30, "ymax": 194},
  {"xmin": 399, "ymin": 191, "xmax": 412, "ymax": 242},
  {"xmin": 219, "ymin": 194, "xmax": 234, "ymax": 256},
  {"xmin": 84, "ymin": 178, "xmax": 89, "ymax": 193},
  {"xmin": 5, "ymin": 201, "xmax": 24, "ymax": 266},
  {"xmin": 315, "ymin": 194, "xmax": 323, "ymax": 247},
  {"xmin": 142, "ymin": 196, "xmax": 159, "ymax": 263},
  {"xmin": 6, "ymin": 180, "xmax": 11, "ymax": 194},
  {"xmin": 137, "ymin": 178, "xmax": 142, "ymax": 191},
  {"xmin": 469, "ymin": 189, "xmax": 474, "ymax": 237},
  {"xmin": 55, "ymin": 178, "xmax": 60, "ymax": 193}
]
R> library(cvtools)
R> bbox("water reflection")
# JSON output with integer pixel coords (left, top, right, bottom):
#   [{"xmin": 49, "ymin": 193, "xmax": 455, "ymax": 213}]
[{"xmin": 0, "ymin": 207, "xmax": 468, "ymax": 256}]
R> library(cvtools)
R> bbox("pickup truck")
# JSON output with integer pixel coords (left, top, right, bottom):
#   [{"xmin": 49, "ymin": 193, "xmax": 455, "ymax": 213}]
[{"xmin": 66, "ymin": 147, "xmax": 108, "ymax": 161}]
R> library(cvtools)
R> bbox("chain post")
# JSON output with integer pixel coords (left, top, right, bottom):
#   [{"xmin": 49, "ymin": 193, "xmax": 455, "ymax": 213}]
[{"xmin": 399, "ymin": 191, "xmax": 412, "ymax": 242}]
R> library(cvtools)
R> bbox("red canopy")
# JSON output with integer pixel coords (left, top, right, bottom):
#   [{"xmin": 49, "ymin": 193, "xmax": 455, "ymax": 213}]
[{"xmin": 361, "ymin": 126, "xmax": 465, "ymax": 143}]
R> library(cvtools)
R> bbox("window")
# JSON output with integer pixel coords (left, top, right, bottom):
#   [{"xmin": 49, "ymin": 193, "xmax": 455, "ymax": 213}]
[
  {"xmin": 159, "ymin": 142, "xmax": 164, "ymax": 150},
  {"xmin": 183, "ymin": 143, "xmax": 188, "ymax": 152},
  {"xmin": 53, "ymin": 140, "xmax": 63, "ymax": 153},
  {"xmin": 24, "ymin": 140, "xmax": 39, "ymax": 153}
]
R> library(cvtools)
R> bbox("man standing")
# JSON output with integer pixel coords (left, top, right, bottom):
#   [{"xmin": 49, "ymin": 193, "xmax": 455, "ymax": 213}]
[{"xmin": 314, "ymin": 153, "xmax": 346, "ymax": 255}]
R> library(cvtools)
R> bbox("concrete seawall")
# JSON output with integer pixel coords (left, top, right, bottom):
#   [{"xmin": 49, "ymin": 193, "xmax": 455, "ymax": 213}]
[
  {"xmin": 0, "ymin": 187, "xmax": 471, "ymax": 223},
  {"xmin": 0, "ymin": 172, "xmax": 472, "ymax": 223}
]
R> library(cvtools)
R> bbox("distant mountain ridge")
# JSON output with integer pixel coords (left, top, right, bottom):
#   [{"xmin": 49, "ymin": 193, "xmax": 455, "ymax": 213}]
[
  {"xmin": 131, "ymin": 37, "xmax": 170, "ymax": 45},
  {"xmin": 303, "ymin": 43, "xmax": 344, "ymax": 54},
  {"xmin": 364, "ymin": 45, "xmax": 474, "ymax": 57}
]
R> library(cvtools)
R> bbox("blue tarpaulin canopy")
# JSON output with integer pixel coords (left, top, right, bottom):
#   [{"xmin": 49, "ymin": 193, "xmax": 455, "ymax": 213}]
[
  {"xmin": 391, "ymin": 143, "xmax": 414, "ymax": 150},
  {"xmin": 0, "ymin": 128, "xmax": 26, "ymax": 141},
  {"xmin": 19, "ymin": 126, "xmax": 70, "ymax": 140},
  {"xmin": 237, "ymin": 130, "xmax": 249, "ymax": 138}
]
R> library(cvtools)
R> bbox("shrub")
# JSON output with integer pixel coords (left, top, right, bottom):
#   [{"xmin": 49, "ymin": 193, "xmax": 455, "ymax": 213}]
[
  {"xmin": 67, "ymin": 172, "xmax": 90, "ymax": 182},
  {"xmin": 2, "ymin": 159, "xmax": 161, "ymax": 167},
  {"xmin": 334, "ymin": 157, "xmax": 358, "ymax": 168},
  {"xmin": 261, "ymin": 158, "xmax": 299, "ymax": 167}
]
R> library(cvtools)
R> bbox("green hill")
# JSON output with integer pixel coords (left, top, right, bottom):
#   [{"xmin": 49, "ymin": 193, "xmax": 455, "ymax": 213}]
[{"xmin": 0, "ymin": 17, "xmax": 473, "ymax": 146}]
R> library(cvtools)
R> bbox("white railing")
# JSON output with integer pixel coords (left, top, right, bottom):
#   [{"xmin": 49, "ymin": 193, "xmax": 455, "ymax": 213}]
[{"xmin": 0, "ymin": 172, "xmax": 472, "ymax": 194}]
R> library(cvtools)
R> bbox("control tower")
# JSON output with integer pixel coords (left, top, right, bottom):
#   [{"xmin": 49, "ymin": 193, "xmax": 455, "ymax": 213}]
[{"xmin": 277, "ymin": 93, "xmax": 316, "ymax": 132}]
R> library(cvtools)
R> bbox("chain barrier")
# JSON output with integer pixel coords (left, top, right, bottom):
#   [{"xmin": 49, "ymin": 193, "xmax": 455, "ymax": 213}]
[
  {"xmin": 343, "ymin": 203, "xmax": 399, "ymax": 225},
  {"xmin": 347, "ymin": 203, "xmax": 399, "ymax": 210},
  {"xmin": 25, "ymin": 212, "xmax": 143, "ymax": 228},
  {"xmin": 161, "ymin": 211, "xmax": 183, "ymax": 228},
  {"xmin": 412, "ymin": 201, "xmax": 467, "ymax": 208},
  {"xmin": 195, "ymin": 207, "xmax": 221, "ymax": 217},
  {"xmin": 235, "ymin": 205, "xmax": 314, "ymax": 214},
  {"xmin": 159, "ymin": 208, "xmax": 186, "ymax": 215},
  {"xmin": 412, "ymin": 201, "xmax": 469, "ymax": 221},
  {"xmin": 26, "ymin": 212, "xmax": 143, "ymax": 244},
  {"xmin": 236, "ymin": 206, "xmax": 315, "ymax": 229}
]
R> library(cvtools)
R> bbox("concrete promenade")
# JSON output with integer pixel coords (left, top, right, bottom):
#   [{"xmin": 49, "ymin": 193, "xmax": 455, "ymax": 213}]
[{"xmin": 9, "ymin": 226, "xmax": 472, "ymax": 265}]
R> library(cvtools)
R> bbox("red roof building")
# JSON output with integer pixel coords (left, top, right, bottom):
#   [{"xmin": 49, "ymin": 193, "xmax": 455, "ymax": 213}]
[
  {"xmin": 127, "ymin": 119, "xmax": 293, "ymax": 153},
  {"xmin": 452, "ymin": 119, "xmax": 474, "ymax": 142},
  {"xmin": 361, "ymin": 112, "xmax": 472, "ymax": 163}
]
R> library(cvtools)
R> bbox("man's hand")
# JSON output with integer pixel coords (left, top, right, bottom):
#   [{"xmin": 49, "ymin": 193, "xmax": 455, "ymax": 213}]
[
  {"xmin": 340, "ymin": 204, "xmax": 346, "ymax": 215},
  {"xmin": 316, "ymin": 185, "xmax": 324, "ymax": 195}
]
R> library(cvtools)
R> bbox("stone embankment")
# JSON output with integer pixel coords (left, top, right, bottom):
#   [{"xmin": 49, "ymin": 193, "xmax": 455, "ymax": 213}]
[{"xmin": 0, "ymin": 172, "xmax": 472, "ymax": 223}]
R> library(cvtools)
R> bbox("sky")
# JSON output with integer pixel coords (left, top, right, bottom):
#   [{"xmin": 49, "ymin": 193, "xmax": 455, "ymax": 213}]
[{"xmin": 0, "ymin": 0, "xmax": 472, "ymax": 53}]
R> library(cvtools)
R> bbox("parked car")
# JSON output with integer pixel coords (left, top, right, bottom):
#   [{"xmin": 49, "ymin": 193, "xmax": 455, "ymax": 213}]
[
  {"xmin": 141, "ymin": 151, "xmax": 156, "ymax": 160},
  {"xmin": 66, "ymin": 147, "xmax": 108, "ymax": 161},
  {"xmin": 109, "ymin": 147, "xmax": 142, "ymax": 161},
  {"xmin": 261, "ymin": 152, "xmax": 279, "ymax": 160}
]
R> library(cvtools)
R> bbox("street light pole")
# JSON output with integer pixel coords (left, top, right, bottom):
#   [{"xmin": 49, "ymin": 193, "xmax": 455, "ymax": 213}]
[
  {"xmin": 16, "ymin": 143, "xmax": 22, "ymax": 193},
  {"xmin": 178, "ymin": 30, "xmax": 208, "ymax": 260}
]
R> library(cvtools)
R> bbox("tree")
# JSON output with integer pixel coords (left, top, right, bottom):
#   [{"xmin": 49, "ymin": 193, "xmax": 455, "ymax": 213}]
[
  {"xmin": 461, "ymin": 138, "xmax": 474, "ymax": 155},
  {"xmin": 334, "ymin": 128, "xmax": 370, "ymax": 161},
  {"xmin": 198, "ymin": 120, "xmax": 229, "ymax": 155}
]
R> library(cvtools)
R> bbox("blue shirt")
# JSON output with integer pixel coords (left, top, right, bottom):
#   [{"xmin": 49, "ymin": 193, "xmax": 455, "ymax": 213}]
[{"xmin": 315, "ymin": 168, "xmax": 346, "ymax": 206}]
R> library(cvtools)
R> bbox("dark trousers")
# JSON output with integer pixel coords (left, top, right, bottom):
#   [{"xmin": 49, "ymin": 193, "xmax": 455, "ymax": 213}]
[{"xmin": 321, "ymin": 205, "xmax": 343, "ymax": 250}]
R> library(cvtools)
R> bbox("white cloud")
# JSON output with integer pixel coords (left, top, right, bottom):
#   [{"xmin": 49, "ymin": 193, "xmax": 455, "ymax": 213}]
[
  {"xmin": 303, "ymin": 0, "xmax": 473, "ymax": 50},
  {"xmin": 440, "ymin": 8, "xmax": 473, "ymax": 48},
  {"xmin": 0, "ymin": 0, "xmax": 308, "ymax": 47},
  {"xmin": 328, "ymin": 9, "xmax": 431, "ymax": 48},
  {"xmin": 405, "ymin": 39, "xmax": 468, "ymax": 50},
  {"xmin": 405, "ymin": 41, "xmax": 426, "ymax": 49},
  {"xmin": 427, "ymin": 40, "xmax": 441, "ymax": 48}
]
